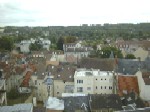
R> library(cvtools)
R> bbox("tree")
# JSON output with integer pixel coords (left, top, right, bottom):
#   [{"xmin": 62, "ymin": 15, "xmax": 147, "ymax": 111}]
[
  {"xmin": 98, "ymin": 47, "xmax": 123, "ymax": 58},
  {"xmin": 29, "ymin": 41, "xmax": 42, "ymax": 51},
  {"xmin": 125, "ymin": 54, "xmax": 136, "ymax": 59},
  {"xmin": 7, "ymin": 88, "xmax": 20, "ymax": 99},
  {"xmin": 64, "ymin": 36, "xmax": 77, "ymax": 43},
  {"xmin": 0, "ymin": 37, "xmax": 13, "ymax": 51},
  {"xmin": 57, "ymin": 37, "xmax": 64, "ymax": 50}
]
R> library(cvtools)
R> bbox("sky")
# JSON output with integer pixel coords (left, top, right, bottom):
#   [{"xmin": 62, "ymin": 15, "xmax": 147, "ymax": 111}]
[{"xmin": 0, "ymin": 0, "xmax": 150, "ymax": 26}]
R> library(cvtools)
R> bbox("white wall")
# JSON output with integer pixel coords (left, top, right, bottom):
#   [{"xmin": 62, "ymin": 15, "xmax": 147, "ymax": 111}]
[
  {"xmin": 136, "ymin": 71, "xmax": 150, "ymax": 101},
  {"xmin": 74, "ymin": 70, "xmax": 113, "ymax": 94}
]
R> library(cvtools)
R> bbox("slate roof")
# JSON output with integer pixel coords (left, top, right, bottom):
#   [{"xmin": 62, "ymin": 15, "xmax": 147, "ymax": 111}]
[
  {"xmin": 46, "ymin": 64, "xmax": 76, "ymax": 82},
  {"xmin": 63, "ymin": 96, "xmax": 90, "ymax": 112},
  {"xmin": 89, "ymin": 94, "xmax": 123, "ymax": 111},
  {"xmin": 117, "ymin": 59, "xmax": 150, "ymax": 75},
  {"xmin": 63, "ymin": 94, "xmax": 123, "ymax": 112},
  {"xmin": 118, "ymin": 75, "xmax": 139, "ymax": 96},
  {"xmin": 0, "ymin": 103, "xmax": 33, "ymax": 112},
  {"xmin": 142, "ymin": 72, "xmax": 150, "ymax": 85},
  {"xmin": 78, "ymin": 58, "xmax": 115, "ymax": 71}
]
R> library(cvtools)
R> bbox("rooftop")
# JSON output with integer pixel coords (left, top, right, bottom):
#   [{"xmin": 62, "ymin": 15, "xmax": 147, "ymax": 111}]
[
  {"xmin": 75, "ymin": 68, "xmax": 113, "ymax": 77},
  {"xmin": 78, "ymin": 58, "xmax": 115, "ymax": 71},
  {"xmin": 0, "ymin": 103, "xmax": 33, "ymax": 112},
  {"xmin": 118, "ymin": 75, "xmax": 139, "ymax": 96}
]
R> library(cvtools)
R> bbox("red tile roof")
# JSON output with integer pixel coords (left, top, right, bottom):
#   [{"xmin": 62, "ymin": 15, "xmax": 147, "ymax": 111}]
[
  {"xmin": 20, "ymin": 71, "xmax": 32, "ymax": 87},
  {"xmin": 118, "ymin": 75, "xmax": 139, "ymax": 96}
]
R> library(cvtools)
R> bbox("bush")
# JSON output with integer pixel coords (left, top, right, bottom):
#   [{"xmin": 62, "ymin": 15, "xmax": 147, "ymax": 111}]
[{"xmin": 7, "ymin": 89, "xmax": 20, "ymax": 99}]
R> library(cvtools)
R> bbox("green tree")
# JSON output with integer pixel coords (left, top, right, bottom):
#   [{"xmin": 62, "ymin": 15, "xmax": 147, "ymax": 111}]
[
  {"xmin": 7, "ymin": 88, "xmax": 20, "ymax": 99},
  {"xmin": 29, "ymin": 41, "xmax": 42, "ymax": 51},
  {"xmin": 98, "ymin": 47, "xmax": 123, "ymax": 58},
  {"xmin": 125, "ymin": 54, "xmax": 136, "ymax": 59},
  {"xmin": 0, "ymin": 37, "xmax": 13, "ymax": 51},
  {"xmin": 64, "ymin": 36, "xmax": 77, "ymax": 43},
  {"xmin": 57, "ymin": 37, "xmax": 64, "ymax": 50}
]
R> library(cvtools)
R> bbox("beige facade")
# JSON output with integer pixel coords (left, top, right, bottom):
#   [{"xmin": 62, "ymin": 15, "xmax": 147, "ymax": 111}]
[
  {"xmin": 133, "ymin": 47, "xmax": 148, "ymax": 61},
  {"xmin": 53, "ymin": 80, "xmax": 74, "ymax": 97},
  {"xmin": 32, "ymin": 73, "xmax": 53, "ymax": 102},
  {"xmin": 37, "ymin": 79, "xmax": 53, "ymax": 102},
  {"xmin": 74, "ymin": 69, "xmax": 114, "ymax": 94}
]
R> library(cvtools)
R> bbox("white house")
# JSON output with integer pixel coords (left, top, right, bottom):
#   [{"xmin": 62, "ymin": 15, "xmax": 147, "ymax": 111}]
[
  {"xmin": 136, "ymin": 71, "xmax": 150, "ymax": 101},
  {"xmin": 74, "ymin": 68, "xmax": 114, "ymax": 94}
]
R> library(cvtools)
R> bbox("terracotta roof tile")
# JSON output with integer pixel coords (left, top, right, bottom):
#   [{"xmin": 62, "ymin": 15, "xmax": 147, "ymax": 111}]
[
  {"xmin": 20, "ymin": 71, "xmax": 32, "ymax": 87},
  {"xmin": 118, "ymin": 75, "xmax": 139, "ymax": 96}
]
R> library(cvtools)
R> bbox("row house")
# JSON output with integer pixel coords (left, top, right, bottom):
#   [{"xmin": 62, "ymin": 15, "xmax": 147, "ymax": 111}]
[
  {"xmin": 31, "ymin": 63, "xmax": 53, "ymax": 102},
  {"xmin": 63, "ymin": 42, "xmax": 82, "ymax": 52},
  {"xmin": 46, "ymin": 64, "xmax": 76, "ymax": 97},
  {"xmin": 31, "ymin": 63, "xmax": 76, "ymax": 102},
  {"xmin": 63, "ymin": 42, "xmax": 93, "ymax": 63},
  {"xmin": 65, "ymin": 47, "xmax": 93, "ymax": 60},
  {"xmin": 74, "ymin": 68, "xmax": 114, "ymax": 94}
]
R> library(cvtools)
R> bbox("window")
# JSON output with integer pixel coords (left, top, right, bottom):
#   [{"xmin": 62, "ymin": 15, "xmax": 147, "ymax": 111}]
[
  {"xmin": 39, "ymin": 83, "xmax": 40, "ymax": 85},
  {"xmin": 105, "ymin": 86, "xmax": 106, "ymax": 89},
  {"xmin": 109, "ymin": 86, "xmax": 112, "ymax": 89},
  {"xmin": 96, "ymin": 86, "xmax": 97, "ymax": 89},
  {"xmin": 96, "ymin": 78, "xmax": 97, "ymax": 80},
  {"xmin": 77, "ymin": 87, "xmax": 83, "ymax": 92},
  {"xmin": 77, "ymin": 80, "xmax": 83, "ymax": 84},
  {"xmin": 105, "ymin": 78, "xmax": 106, "ymax": 80},
  {"xmin": 87, "ymin": 87, "xmax": 91, "ymax": 90},
  {"xmin": 101, "ymin": 86, "xmax": 102, "ymax": 89},
  {"xmin": 101, "ymin": 78, "xmax": 103, "ymax": 80},
  {"xmin": 35, "ymin": 80, "xmax": 37, "ymax": 85},
  {"xmin": 57, "ymin": 92, "xmax": 59, "ymax": 94}
]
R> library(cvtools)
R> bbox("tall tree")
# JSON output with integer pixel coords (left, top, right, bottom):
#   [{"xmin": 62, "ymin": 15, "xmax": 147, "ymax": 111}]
[
  {"xmin": 29, "ymin": 41, "xmax": 42, "ymax": 51},
  {"xmin": 64, "ymin": 36, "xmax": 77, "ymax": 43},
  {"xmin": 57, "ymin": 37, "xmax": 64, "ymax": 50},
  {"xmin": 0, "ymin": 37, "xmax": 13, "ymax": 51},
  {"xmin": 98, "ymin": 47, "xmax": 123, "ymax": 58}
]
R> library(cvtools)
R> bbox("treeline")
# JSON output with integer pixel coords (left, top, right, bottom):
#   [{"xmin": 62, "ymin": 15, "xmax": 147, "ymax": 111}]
[{"xmin": 3, "ymin": 23, "xmax": 150, "ymax": 43}]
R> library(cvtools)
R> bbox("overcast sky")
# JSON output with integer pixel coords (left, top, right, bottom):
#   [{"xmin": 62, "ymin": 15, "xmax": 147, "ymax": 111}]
[{"xmin": 0, "ymin": 0, "xmax": 150, "ymax": 26}]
